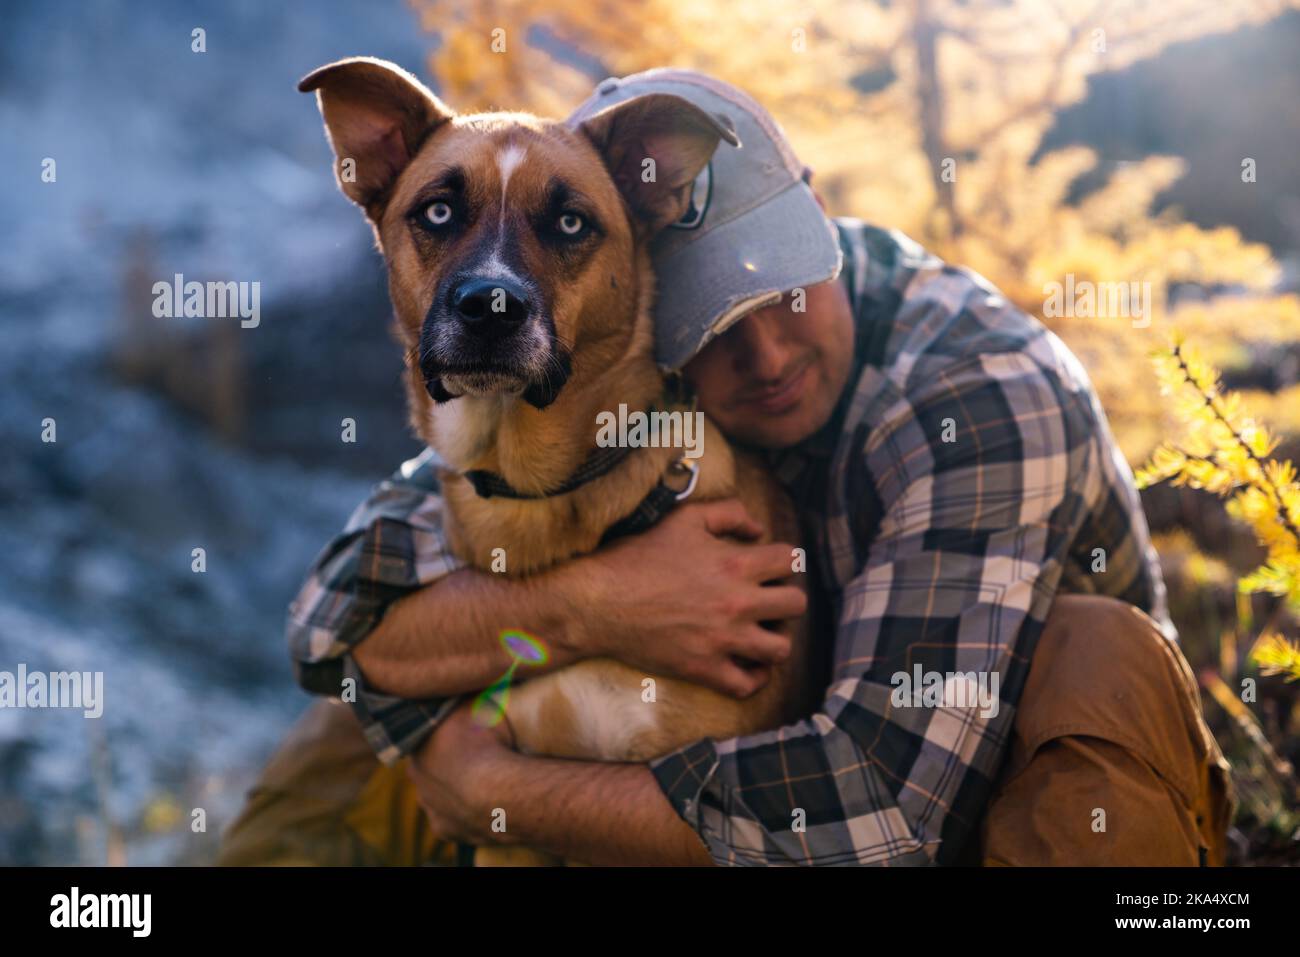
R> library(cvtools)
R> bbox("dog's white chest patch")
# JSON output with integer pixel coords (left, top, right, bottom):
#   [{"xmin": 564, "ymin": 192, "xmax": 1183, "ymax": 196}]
[{"xmin": 429, "ymin": 395, "xmax": 504, "ymax": 465}]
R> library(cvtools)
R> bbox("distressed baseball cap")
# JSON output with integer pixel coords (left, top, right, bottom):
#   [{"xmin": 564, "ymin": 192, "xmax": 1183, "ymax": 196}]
[{"xmin": 567, "ymin": 69, "xmax": 842, "ymax": 371}]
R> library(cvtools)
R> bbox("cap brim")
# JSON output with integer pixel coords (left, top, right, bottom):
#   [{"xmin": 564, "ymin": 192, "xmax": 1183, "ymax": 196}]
[{"xmin": 651, "ymin": 181, "xmax": 842, "ymax": 370}]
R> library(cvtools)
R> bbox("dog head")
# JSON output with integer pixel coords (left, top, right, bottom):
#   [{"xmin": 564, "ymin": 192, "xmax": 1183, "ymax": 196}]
[{"xmin": 299, "ymin": 58, "xmax": 737, "ymax": 439}]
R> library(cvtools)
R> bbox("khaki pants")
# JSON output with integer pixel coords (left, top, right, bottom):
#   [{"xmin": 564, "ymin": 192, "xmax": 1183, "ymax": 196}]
[
  {"xmin": 218, "ymin": 594, "xmax": 1235, "ymax": 866},
  {"xmin": 978, "ymin": 594, "xmax": 1235, "ymax": 865},
  {"xmin": 216, "ymin": 698, "xmax": 458, "ymax": 867}
]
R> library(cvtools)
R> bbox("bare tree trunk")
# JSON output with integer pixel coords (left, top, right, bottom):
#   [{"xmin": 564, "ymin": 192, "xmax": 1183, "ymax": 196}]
[{"xmin": 911, "ymin": 0, "xmax": 960, "ymax": 238}]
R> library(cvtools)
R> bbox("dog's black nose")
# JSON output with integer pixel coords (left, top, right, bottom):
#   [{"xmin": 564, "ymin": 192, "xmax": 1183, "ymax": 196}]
[{"xmin": 450, "ymin": 277, "xmax": 530, "ymax": 336}]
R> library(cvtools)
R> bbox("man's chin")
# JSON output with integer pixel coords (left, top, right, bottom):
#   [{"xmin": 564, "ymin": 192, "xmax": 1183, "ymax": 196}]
[
  {"xmin": 725, "ymin": 390, "xmax": 842, "ymax": 449},
  {"xmin": 725, "ymin": 414, "xmax": 822, "ymax": 450}
]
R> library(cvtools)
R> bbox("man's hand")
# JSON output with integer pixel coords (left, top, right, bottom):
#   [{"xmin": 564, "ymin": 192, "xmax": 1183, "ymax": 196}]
[
  {"xmin": 571, "ymin": 498, "xmax": 806, "ymax": 698},
  {"xmin": 406, "ymin": 702, "xmax": 521, "ymax": 846}
]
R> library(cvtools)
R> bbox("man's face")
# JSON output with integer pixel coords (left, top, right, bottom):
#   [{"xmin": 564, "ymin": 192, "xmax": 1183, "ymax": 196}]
[{"xmin": 683, "ymin": 276, "xmax": 855, "ymax": 449}]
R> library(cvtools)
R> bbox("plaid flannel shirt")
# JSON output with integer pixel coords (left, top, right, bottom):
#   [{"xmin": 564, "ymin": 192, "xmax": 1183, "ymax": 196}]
[
  {"xmin": 286, "ymin": 218, "xmax": 1170, "ymax": 863},
  {"xmin": 287, "ymin": 449, "xmax": 468, "ymax": 760}
]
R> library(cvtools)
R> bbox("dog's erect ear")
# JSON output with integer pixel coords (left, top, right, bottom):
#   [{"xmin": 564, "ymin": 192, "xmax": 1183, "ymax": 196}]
[
  {"xmin": 576, "ymin": 93, "xmax": 739, "ymax": 234},
  {"xmin": 298, "ymin": 57, "xmax": 454, "ymax": 219}
]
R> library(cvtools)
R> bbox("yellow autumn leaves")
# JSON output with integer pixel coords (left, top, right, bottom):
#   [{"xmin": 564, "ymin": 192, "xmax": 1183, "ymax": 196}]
[{"xmin": 1138, "ymin": 337, "xmax": 1300, "ymax": 679}]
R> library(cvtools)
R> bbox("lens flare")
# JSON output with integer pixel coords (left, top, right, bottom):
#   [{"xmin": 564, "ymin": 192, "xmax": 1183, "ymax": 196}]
[
  {"xmin": 501, "ymin": 629, "xmax": 547, "ymax": 664},
  {"xmin": 471, "ymin": 630, "xmax": 548, "ymax": 728}
]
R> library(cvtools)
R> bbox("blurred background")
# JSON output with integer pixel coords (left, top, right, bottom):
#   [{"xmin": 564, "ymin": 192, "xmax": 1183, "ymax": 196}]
[{"xmin": 1, "ymin": 0, "xmax": 1297, "ymax": 865}]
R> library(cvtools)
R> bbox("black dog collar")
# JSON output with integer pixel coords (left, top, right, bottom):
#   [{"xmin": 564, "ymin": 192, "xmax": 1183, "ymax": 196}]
[{"xmin": 462, "ymin": 373, "xmax": 696, "ymax": 502}]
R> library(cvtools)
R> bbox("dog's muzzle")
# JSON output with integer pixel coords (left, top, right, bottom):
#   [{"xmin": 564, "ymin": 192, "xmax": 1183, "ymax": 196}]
[{"xmin": 418, "ymin": 274, "xmax": 569, "ymax": 409}]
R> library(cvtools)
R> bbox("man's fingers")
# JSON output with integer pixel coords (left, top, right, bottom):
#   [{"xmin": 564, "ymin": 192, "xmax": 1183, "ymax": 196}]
[
  {"xmin": 739, "ymin": 542, "xmax": 804, "ymax": 582},
  {"xmin": 743, "ymin": 584, "xmax": 808, "ymax": 625},
  {"xmin": 715, "ymin": 659, "xmax": 772, "ymax": 698},
  {"xmin": 694, "ymin": 499, "xmax": 764, "ymax": 541},
  {"xmin": 727, "ymin": 623, "xmax": 794, "ymax": 665}
]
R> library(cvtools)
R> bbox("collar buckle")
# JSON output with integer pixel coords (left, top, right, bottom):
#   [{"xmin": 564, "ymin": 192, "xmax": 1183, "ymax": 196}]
[{"xmin": 667, "ymin": 457, "xmax": 700, "ymax": 502}]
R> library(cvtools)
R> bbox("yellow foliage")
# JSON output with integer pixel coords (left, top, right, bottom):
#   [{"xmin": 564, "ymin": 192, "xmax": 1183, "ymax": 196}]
[
  {"xmin": 410, "ymin": 0, "xmax": 1299, "ymax": 261},
  {"xmin": 1251, "ymin": 632, "xmax": 1300, "ymax": 682},
  {"xmin": 1137, "ymin": 337, "xmax": 1300, "ymax": 619}
]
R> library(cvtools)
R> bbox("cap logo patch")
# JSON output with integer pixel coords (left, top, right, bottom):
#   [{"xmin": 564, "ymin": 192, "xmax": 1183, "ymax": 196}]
[{"xmin": 669, "ymin": 162, "xmax": 712, "ymax": 230}]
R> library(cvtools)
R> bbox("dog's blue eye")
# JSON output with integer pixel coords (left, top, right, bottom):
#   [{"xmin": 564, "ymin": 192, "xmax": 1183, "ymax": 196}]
[
  {"xmin": 425, "ymin": 201, "xmax": 453, "ymax": 226},
  {"xmin": 557, "ymin": 213, "xmax": 584, "ymax": 235}
]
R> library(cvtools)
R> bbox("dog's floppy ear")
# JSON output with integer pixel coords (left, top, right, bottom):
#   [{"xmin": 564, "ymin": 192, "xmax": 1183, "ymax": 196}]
[
  {"xmin": 298, "ymin": 57, "xmax": 454, "ymax": 220},
  {"xmin": 576, "ymin": 93, "xmax": 739, "ymax": 234}
]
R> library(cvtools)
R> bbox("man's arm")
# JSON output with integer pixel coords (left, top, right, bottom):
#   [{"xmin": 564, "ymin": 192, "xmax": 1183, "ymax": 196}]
[
  {"xmin": 350, "ymin": 565, "xmax": 590, "ymax": 699},
  {"xmin": 408, "ymin": 703, "xmax": 714, "ymax": 865},
  {"xmin": 490, "ymin": 759, "xmax": 715, "ymax": 865},
  {"xmin": 355, "ymin": 499, "xmax": 804, "ymax": 699}
]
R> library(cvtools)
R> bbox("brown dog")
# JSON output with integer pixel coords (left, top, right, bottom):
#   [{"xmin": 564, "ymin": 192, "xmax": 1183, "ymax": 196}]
[{"xmin": 300, "ymin": 58, "xmax": 812, "ymax": 865}]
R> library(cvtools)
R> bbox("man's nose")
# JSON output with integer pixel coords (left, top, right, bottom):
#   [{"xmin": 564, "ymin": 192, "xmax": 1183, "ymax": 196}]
[
  {"xmin": 732, "ymin": 311, "xmax": 793, "ymax": 379},
  {"xmin": 450, "ymin": 277, "xmax": 531, "ymax": 337}
]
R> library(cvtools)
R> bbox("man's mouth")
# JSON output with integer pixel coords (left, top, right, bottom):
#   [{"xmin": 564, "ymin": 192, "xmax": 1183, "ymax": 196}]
[{"xmin": 739, "ymin": 357, "xmax": 812, "ymax": 415}]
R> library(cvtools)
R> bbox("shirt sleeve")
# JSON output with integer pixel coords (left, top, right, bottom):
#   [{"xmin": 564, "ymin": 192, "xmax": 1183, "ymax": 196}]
[
  {"xmin": 286, "ymin": 447, "xmax": 469, "ymax": 764},
  {"xmin": 650, "ymin": 348, "xmax": 1101, "ymax": 865}
]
